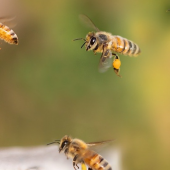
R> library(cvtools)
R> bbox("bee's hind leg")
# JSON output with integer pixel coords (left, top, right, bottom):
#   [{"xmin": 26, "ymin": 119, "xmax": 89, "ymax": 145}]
[
  {"xmin": 112, "ymin": 53, "xmax": 118, "ymax": 58},
  {"xmin": 112, "ymin": 53, "xmax": 121, "ymax": 77}
]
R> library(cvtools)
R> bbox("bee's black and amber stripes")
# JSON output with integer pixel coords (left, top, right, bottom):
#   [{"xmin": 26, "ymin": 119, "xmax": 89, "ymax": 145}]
[
  {"xmin": 0, "ymin": 23, "xmax": 18, "ymax": 45},
  {"xmin": 111, "ymin": 36, "xmax": 140, "ymax": 56},
  {"xmin": 84, "ymin": 151, "xmax": 112, "ymax": 170}
]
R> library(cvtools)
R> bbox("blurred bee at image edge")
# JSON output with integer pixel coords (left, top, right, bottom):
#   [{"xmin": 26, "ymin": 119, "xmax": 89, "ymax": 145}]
[
  {"xmin": 47, "ymin": 135, "xmax": 113, "ymax": 170},
  {"xmin": 0, "ymin": 16, "xmax": 18, "ymax": 46}
]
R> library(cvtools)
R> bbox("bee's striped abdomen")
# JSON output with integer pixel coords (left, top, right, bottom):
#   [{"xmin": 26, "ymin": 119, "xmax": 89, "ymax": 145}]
[
  {"xmin": 111, "ymin": 36, "xmax": 140, "ymax": 56},
  {"xmin": 0, "ymin": 23, "xmax": 18, "ymax": 45},
  {"xmin": 84, "ymin": 152, "xmax": 112, "ymax": 170}
]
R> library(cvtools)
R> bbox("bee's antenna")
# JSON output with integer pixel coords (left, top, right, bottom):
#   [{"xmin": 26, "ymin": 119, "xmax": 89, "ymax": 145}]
[
  {"xmin": 73, "ymin": 38, "xmax": 86, "ymax": 41},
  {"xmin": 47, "ymin": 141, "xmax": 60, "ymax": 145},
  {"xmin": 81, "ymin": 42, "xmax": 86, "ymax": 48},
  {"xmin": 73, "ymin": 38, "xmax": 86, "ymax": 48}
]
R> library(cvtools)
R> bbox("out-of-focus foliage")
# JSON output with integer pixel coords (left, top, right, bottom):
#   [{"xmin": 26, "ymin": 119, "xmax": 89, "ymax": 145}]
[{"xmin": 0, "ymin": 0, "xmax": 170, "ymax": 170}]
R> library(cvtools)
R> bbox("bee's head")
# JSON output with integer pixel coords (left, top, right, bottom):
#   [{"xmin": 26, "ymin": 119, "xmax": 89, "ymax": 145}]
[
  {"xmin": 73, "ymin": 32, "xmax": 98, "ymax": 51},
  {"xmin": 47, "ymin": 135, "xmax": 71, "ymax": 153},
  {"xmin": 59, "ymin": 135, "xmax": 71, "ymax": 153},
  {"xmin": 85, "ymin": 32, "xmax": 98, "ymax": 51}
]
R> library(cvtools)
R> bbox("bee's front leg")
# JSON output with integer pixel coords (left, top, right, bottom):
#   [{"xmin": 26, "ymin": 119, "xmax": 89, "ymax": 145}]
[
  {"xmin": 64, "ymin": 148, "xmax": 69, "ymax": 159},
  {"xmin": 100, "ymin": 43, "xmax": 109, "ymax": 62},
  {"xmin": 73, "ymin": 155, "xmax": 79, "ymax": 170}
]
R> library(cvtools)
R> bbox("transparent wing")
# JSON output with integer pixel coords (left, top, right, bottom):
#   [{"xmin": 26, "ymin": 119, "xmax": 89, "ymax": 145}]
[
  {"xmin": 0, "ymin": 16, "xmax": 15, "ymax": 22},
  {"xmin": 98, "ymin": 50, "xmax": 113, "ymax": 73},
  {"xmin": 79, "ymin": 14, "xmax": 100, "ymax": 32},
  {"xmin": 0, "ymin": 16, "xmax": 16, "ymax": 27},
  {"xmin": 87, "ymin": 139, "xmax": 114, "ymax": 147}
]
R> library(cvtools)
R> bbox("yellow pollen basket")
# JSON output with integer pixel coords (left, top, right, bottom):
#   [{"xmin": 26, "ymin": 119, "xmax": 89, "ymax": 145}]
[
  {"xmin": 81, "ymin": 163, "xmax": 87, "ymax": 170},
  {"xmin": 113, "ymin": 59, "xmax": 121, "ymax": 69}
]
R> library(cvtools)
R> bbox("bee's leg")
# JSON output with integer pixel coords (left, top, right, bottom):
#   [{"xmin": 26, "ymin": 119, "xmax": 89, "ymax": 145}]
[
  {"xmin": 73, "ymin": 162, "xmax": 79, "ymax": 170},
  {"xmin": 73, "ymin": 155, "xmax": 79, "ymax": 170},
  {"xmin": 93, "ymin": 50, "xmax": 97, "ymax": 55},
  {"xmin": 64, "ymin": 148, "xmax": 69, "ymax": 159},
  {"xmin": 98, "ymin": 45, "xmax": 113, "ymax": 73},
  {"xmin": 112, "ymin": 53, "xmax": 121, "ymax": 77},
  {"xmin": 100, "ymin": 44, "xmax": 109, "ymax": 62},
  {"xmin": 88, "ymin": 168, "xmax": 92, "ymax": 170},
  {"xmin": 112, "ymin": 53, "xmax": 118, "ymax": 58},
  {"xmin": 99, "ymin": 46, "xmax": 110, "ymax": 64}
]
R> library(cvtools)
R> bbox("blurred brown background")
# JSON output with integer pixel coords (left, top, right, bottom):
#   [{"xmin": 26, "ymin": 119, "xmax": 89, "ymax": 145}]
[{"xmin": 0, "ymin": 0, "xmax": 170, "ymax": 170}]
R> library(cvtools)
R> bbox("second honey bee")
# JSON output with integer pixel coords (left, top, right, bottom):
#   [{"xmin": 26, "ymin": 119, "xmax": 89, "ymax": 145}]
[
  {"xmin": 47, "ymin": 135, "xmax": 113, "ymax": 170},
  {"xmin": 74, "ymin": 15, "xmax": 141, "ymax": 77},
  {"xmin": 0, "ymin": 17, "xmax": 18, "ymax": 45}
]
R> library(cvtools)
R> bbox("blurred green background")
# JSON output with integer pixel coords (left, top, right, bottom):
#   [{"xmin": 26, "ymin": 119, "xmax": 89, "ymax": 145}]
[{"xmin": 0, "ymin": 0, "xmax": 170, "ymax": 169}]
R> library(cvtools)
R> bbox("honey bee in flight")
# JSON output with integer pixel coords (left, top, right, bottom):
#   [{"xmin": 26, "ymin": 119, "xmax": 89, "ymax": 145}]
[
  {"xmin": 47, "ymin": 135, "xmax": 113, "ymax": 170},
  {"xmin": 74, "ymin": 15, "xmax": 141, "ymax": 77},
  {"xmin": 0, "ymin": 17, "xmax": 18, "ymax": 46}
]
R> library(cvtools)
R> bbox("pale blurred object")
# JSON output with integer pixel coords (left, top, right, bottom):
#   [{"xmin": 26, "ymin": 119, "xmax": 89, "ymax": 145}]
[
  {"xmin": 0, "ymin": 0, "xmax": 18, "ymax": 17},
  {"xmin": 0, "ymin": 146, "xmax": 122, "ymax": 170}
]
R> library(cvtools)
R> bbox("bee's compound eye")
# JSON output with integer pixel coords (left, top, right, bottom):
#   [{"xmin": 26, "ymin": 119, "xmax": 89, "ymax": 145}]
[
  {"xmin": 90, "ymin": 37, "xmax": 96, "ymax": 45},
  {"xmin": 61, "ymin": 141, "xmax": 68, "ymax": 149},
  {"xmin": 113, "ymin": 59, "xmax": 121, "ymax": 69}
]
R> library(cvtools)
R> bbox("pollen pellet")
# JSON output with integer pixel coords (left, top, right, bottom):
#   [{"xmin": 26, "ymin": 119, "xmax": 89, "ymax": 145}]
[
  {"xmin": 113, "ymin": 59, "xmax": 121, "ymax": 69},
  {"xmin": 81, "ymin": 163, "xmax": 87, "ymax": 170}
]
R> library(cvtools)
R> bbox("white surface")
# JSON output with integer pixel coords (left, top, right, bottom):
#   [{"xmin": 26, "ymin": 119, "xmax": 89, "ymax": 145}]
[{"xmin": 0, "ymin": 146, "xmax": 122, "ymax": 170}]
